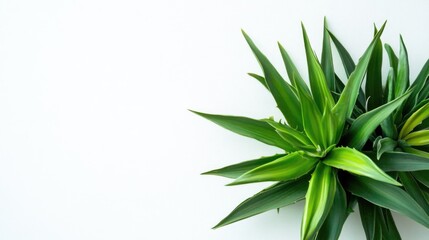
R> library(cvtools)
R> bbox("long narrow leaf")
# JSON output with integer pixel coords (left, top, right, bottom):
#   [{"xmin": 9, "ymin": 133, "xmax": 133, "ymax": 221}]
[
  {"xmin": 366, "ymin": 26, "xmax": 383, "ymax": 110},
  {"xmin": 332, "ymin": 23, "xmax": 386, "ymax": 125},
  {"xmin": 242, "ymin": 30, "xmax": 303, "ymax": 129},
  {"xmin": 323, "ymin": 147, "xmax": 400, "ymax": 186},
  {"xmin": 344, "ymin": 89, "xmax": 411, "ymax": 150},
  {"xmin": 399, "ymin": 102, "xmax": 429, "ymax": 138},
  {"xmin": 395, "ymin": 36, "xmax": 410, "ymax": 98},
  {"xmin": 214, "ymin": 177, "xmax": 309, "ymax": 228},
  {"xmin": 302, "ymin": 24, "xmax": 335, "ymax": 112},
  {"xmin": 191, "ymin": 111, "xmax": 293, "ymax": 151},
  {"xmin": 248, "ymin": 73, "xmax": 268, "ymax": 90},
  {"xmin": 202, "ymin": 154, "xmax": 286, "ymax": 179},
  {"xmin": 377, "ymin": 152, "xmax": 429, "ymax": 172},
  {"xmin": 316, "ymin": 177, "xmax": 347, "ymax": 240},
  {"xmin": 347, "ymin": 175, "xmax": 429, "ymax": 228},
  {"xmin": 398, "ymin": 172, "xmax": 429, "ymax": 215},
  {"xmin": 405, "ymin": 59, "xmax": 429, "ymax": 113},
  {"xmin": 229, "ymin": 151, "xmax": 317, "ymax": 185},
  {"xmin": 358, "ymin": 199, "xmax": 377, "ymax": 240},
  {"xmin": 301, "ymin": 163, "xmax": 336, "ymax": 240},
  {"xmin": 413, "ymin": 170, "xmax": 429, "ymax": 188},
  {"xmin": 321, "ymin": 18, "xmax": 335, "ymax": 91},
  {"xmin": 404, "ymin": 130, "xmax": 429, "ymax": 146},
  {"xmin": 278, "ymin": 43, "xmax": 310, "ymax": 95}
]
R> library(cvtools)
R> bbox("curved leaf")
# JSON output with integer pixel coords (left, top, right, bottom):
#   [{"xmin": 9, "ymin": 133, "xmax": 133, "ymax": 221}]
[
  {"xmin": 412, "ymin": 170, "xmax": 429, "ymax": 188},
  {"xmin": 248, "ymin": 73, "xmax": 268, "ymax": 90},
  {"xmin": 375, "ymin": 137, "xmax": 397, "ymax": 160},
  {"xmin": 400, "ymin": 102, "xmax": 429, "ymax": 138},
  {"xmin": 301, "ymin": 163, "xmax": 336, "ymax": 240},
  {"xmin": 323, "ymin": 147, "xmax": 400, "ymax": 186},
  {"xmin": 404, "ymin": 130, "xmax": 429, "ymax": 146},
  {"xmin": 346, "ymin": 175, "xmax": 429, "ymax": 228},
  {"xmin": 278, "ymin": 43, "xmax": 310, "ymax": 95},
  {"xmin": 399, "ymin": 172, "xmax": 429, "ymax": 215},
  {"xmin": 229, "ymin": 151, "xmax": 317, "ymax": 185},
  {"xmin": 214, "ymin": 177, "xmax": 309, "ymax": 228}
]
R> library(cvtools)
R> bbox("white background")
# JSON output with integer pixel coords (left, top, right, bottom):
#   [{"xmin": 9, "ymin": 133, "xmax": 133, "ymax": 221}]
[{"xmin": 0, "ymin": 0, "xmax": 429, "ymax": 239}]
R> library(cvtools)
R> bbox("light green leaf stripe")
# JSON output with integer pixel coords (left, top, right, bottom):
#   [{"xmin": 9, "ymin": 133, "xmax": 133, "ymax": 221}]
[
  {"xmin": 202, "ymin": 154, "xmax": 286, "ymax": 179},
  {"xmin": 229, "ymin": 151, "xmax": 318, "ymax": 185},
  {"xmin": 213, "ymin": 177, "xmax": 309, "ymax": 229},
  {"xmin": 301, "ymin": 163, "xmax": 336, "ymax": 240},
  {"xmin": 323, "ymin": 147, "xmax": 401, "ymax": 186}
]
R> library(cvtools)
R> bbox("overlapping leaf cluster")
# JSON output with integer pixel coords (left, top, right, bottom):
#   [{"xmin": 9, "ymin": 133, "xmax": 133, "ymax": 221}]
[{"xmin": 193, "ymin": 20, "xmax": 429, "ymax": 239}]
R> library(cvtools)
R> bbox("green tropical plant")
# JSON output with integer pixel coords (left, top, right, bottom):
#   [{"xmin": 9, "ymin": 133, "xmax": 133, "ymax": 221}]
[{"xmin": 192, "ymin": 20, "xmax": 429, "ymax": 239}]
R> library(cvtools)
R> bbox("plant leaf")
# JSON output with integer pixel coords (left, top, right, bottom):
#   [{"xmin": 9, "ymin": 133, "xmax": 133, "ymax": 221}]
[
  {"xmin": 399, "ymin": 102, "xmax": 429, "ymax": 139},
  {"xmin": 358, "ymin": 199, "xmax": 377, "ymax": 240},
  {"xmin": 248, "ymin": 73, "xmax": 268, "ymax": 90},
  {"xmin": 316, "ymin": 177, "xmax": 347, "ymax": 240},
  {"xmin": 404, "ymin": 130, "xmax": 429, "ymax": 146},
  {"xmin": 229, "ymin": 151, "xmax": 318, "ymax": 185},
  {"xmin": 395, "ymin": 36, "xmax": 410, "ymax": 98},
  {"xmin": 404, "ymin": 59, "xmax": 429, "ymax": 113},
  {"xmin": 377, "ymin": 152, "xmax": 429, "ymax": 172},
  {"xmin": 381, "ymin": 68, "xmax": 397, "ymax": 138},
  {"xmin": 385, "ymin": 43, "xmax": 399, "ymax": 77},
  {"xmin": 214, "ymin": 177, "xmax": 309, "ymax": 228},
  {"xmin": 332, "ymin": 22, "xmax": 386, "ymax": 126},
  {"xmin": 202, "ymin": 154, "xmax": 286, "ymax": 179},
  {"xmin": 191, "ymin": 111, "xmax": 294, "ymax": 151},
  {"xmin": 302, "ymin": 23, "xmax": 335, "ymax": 112},
  {"xmin": 381, "ymin": 208, "xmax": 401, "ymax": 240},
  {"xmin": 265, "ymin": 119, "xmax": 312, "ymax": 147},
  {"xmin": 301, "ymin": 163, "xmax": 336, "ymax": 240},
  {"xmin": 328, "ymin": 30, "xmax": 366, "ymax": 108},
  {"xmin": 278, "ymin": 43, "xmax": 310, "ymax": 95},
  {"xmin": 344, "ymin": 89, "xmax": 411, "ymax": 150},
  {"xmin": 366, "ymin": 26, "xmax": 383, "ymax": 110},
  {"xmin": 321, "ymin": 18, "xmax": 335, "ymax": 91},
  {"xmin": 346, "ymin": 175, "xmax": 429, "ymax": 228},
  {"xmin": 413, "ymin": 170, "xmax": 429, "ymax": 188},
  {"xmin": 323, "ymin": 147, "xmax": 400, "ymax": 186},
  {"xmin": 242, "ymin": 30, "xmax": 303, "ymax": 129},
  {"xmin": 375, "ymin": 137, "xmax": 397, "ymax": 160},
  {"xmin": 398, "ymin": 172, "xmax": 429, "ymax": 215}
]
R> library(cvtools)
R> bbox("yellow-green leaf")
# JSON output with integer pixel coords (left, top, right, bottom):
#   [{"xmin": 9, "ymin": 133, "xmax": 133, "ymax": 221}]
[
  {"xmin": 301, "ymin": 163, "xmax": 336, "ymax": 240},
  {"xmin": 229, "ymin": 151, "xmax": 318, "ymax": 185},
  {"xmin": 323, "ymin": 147, "xmax": 401, "ymax": 186},
  {"xmin": 400, "ymin": 102, "xmax": 429, "ymax": 139}
]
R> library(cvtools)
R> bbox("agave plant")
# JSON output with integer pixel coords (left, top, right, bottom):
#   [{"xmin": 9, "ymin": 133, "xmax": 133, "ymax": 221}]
[{"xmin": 193, "ymin": 20, "xmax": 429, "ymax": 239}]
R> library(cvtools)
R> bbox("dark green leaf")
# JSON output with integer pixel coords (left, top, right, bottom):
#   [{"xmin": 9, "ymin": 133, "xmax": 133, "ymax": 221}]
[
  {"xmin": 302, "ymin": 24, "xmax": 335, "ymax": 112},
  {"xmin": 190, "ymin": 111, "xmax": 292, "ymax": 151},
  {"xmin": 385, "ymin": 43, "xmax": 399, "ymax": 77},
  {"xmin": 347, "ymin": 175, "xmax": 429, "ymax": 228},
  {"xmin": 375, "ymin": 137, "xmax": 397, "ymax": 160},
  {"xmin": 344, "ymin": 89, "xmax": 411, "ymax": 150},
  {"xmin": 321, "ymin": 18, "xmax": 335, "ymax": 91},
  {"xmin": 404, "ymin": 59, "xmax": 429, "ymax": 113},
  {"xmin": 395, "ymin": 36, "xmax": 410, "ymax": 98},
  {"xmin": 366, "ymin": 26, "xmax": 383, "ymax": 110},
  {"xmin": 242, "ymin": 30, "xmax": 303, "ymax": 129},
  {"xmin": 214, "ymin": 177, "xmax": 309, "ymax": 228},
  {"xmin": 358, "ymin": 199, "xmax": 377, "ymax": 240},
  {"xmin": 278, "ymin": 43, "xmax": 310, "ymax": 95},
  {"xmin": 399, "ymin": 172, "xmax": 429, "ymax": 215},
  {"xmin": 412, "ymin": 170, "xmax": 429, "ymax": 189},
  {"xmin": 378, "ymin": 152, "xmax": 429, "ymax": 172},
  {"xmin": 202, "ymin": 154, "xmax": 286, "ymax": 179},
  {"xmin": 332, "ymin": 23, "xmax": 386, "ymax": 127}
]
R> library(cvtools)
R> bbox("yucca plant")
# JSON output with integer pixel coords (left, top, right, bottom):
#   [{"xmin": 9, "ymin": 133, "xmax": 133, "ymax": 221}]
[{"xmin": 192, "ymin": 20, "xmax": 429, "ymax": 239}]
